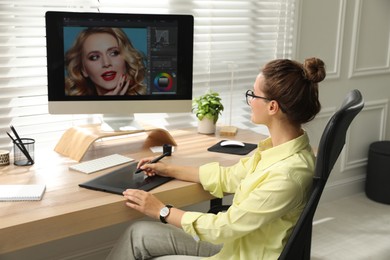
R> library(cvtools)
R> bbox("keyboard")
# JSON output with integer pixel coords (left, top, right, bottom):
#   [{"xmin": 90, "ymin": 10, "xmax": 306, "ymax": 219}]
[{"xmin": 69, "ymin": 154, "xmax": 134, "ymax": 174}]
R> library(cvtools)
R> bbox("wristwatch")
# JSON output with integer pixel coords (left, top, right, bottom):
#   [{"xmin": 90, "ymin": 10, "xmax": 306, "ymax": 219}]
[{"xmin": 159, "ymin": 204, "xmax": 173, "ymax": 224}]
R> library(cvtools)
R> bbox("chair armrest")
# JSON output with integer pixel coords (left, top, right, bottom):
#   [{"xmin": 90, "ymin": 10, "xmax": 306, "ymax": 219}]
[{"xmin": 208, "ymin": 205, "xmax": 230, "ymax": 214}]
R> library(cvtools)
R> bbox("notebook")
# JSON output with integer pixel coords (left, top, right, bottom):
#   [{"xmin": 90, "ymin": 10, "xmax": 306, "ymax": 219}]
[
  {"xmin": 0, "ymin": 184, "xmax": 46, "ymax": 201},
  {"xmin": 79, "ymin": 162, "xmax": 172, "ymax": 195}
]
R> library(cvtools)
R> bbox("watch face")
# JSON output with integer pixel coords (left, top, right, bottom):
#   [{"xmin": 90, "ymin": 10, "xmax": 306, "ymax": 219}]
[{"xmin": 160, "ymin": 207, "xmax": 170, "ymax": 217}]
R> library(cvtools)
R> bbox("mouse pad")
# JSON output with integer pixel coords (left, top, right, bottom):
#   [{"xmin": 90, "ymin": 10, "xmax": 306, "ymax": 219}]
[
  {"xmin": 208, "ymin": 140, "xmax": 257, "ymax": 155},
  {"xmin": 79, "ymin": 162, "xmax": 172, "ymax": 195}
]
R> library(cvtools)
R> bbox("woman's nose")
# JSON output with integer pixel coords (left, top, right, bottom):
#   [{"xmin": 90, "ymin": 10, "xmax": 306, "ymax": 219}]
[{"xmin": 102, "ymin": 55, "xmax": 112, "ymax": 68}]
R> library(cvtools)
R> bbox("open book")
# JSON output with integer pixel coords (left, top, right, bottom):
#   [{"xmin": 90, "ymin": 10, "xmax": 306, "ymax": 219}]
[{"xmin": 0, "ymin": 184, "xmax": 46, "ymax": 201}]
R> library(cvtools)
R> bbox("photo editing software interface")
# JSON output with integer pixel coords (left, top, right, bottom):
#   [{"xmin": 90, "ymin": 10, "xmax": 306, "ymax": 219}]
[{"xmin": 63, "ymin": 15, "xmax": 179, "ymax": 95}]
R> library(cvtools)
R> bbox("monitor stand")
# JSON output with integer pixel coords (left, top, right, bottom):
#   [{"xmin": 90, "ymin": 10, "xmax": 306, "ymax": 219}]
[
  {"xmin": 100, "ymin": 114, "xmax": 142, "ymax": 132},
  {"xmin": 54, "ymin": 124, "xmax": 177, "ymax": 162}
]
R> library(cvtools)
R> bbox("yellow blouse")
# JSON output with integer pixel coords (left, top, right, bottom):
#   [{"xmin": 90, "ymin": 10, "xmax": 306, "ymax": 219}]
[{"xmin": 181, "ymin": 132, "xmax": 315, "ymax": 259}]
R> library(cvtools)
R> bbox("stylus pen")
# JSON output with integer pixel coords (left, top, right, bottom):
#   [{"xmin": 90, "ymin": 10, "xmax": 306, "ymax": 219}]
[{"xmin": 135, "ymin": 152, "xmax": 170, "ymax": 174}]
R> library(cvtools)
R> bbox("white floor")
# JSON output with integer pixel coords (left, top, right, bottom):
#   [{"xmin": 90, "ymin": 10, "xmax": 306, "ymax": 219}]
[{"xmin": 311, "ymin": 192, "xmax": 390, "ymax": 260}]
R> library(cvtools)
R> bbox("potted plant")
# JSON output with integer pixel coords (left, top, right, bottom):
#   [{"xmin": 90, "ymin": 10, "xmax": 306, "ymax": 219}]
[{"xmin": 192, "ymin": 90, "xmax": 224, "ymax": 134}]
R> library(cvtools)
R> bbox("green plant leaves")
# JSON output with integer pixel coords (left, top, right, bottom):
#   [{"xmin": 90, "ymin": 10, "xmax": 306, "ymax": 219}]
[{"xmin": 192, "ymin": 91, "xmax": 224, "ymax": 123}]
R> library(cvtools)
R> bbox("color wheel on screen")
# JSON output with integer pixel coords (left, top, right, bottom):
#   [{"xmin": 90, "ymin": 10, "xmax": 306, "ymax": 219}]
[{"xmin": 153, "ymin": 72, "xmax": 173, "ymax": 91}]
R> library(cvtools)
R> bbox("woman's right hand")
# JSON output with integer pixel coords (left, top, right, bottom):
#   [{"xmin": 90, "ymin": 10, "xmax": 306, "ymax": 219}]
[
  {"xmin": 137, "ymin": 158, "xmax": 200, "ymax": 183},
  {"xmin": 137, "ymin": 158, "xmax": 170, "ymax": 177}
]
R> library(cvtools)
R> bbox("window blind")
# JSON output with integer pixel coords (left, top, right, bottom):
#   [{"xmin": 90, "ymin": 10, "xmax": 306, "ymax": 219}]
[
  {"xmin": 0, "ymin": 0, "xmax": 99, "ymax": 150},
  {"xmin": 0, "ymin": 0, "xmax": 295, "ymax": 151}
]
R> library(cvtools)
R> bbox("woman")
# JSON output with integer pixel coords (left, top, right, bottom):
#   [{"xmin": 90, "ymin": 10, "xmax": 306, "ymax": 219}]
[
  {"xmin": 107, "ymin": 57, "xmax": 326, "ymax": 260},
  {"xmin": 65, "ymin": 27, "xmax": 147, "ymax": 96}
]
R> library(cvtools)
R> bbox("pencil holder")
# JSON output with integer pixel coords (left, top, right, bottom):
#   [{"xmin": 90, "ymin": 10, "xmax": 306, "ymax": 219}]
[{"xmin": 13, "ymin": 138, "xmax": 35, "ymax": 166}]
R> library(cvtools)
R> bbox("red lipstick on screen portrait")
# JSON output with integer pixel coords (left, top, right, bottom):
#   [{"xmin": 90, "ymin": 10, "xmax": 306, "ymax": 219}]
[{"xmin": 101, "ymin": 71, "xmax": 117, "ymax": 81}]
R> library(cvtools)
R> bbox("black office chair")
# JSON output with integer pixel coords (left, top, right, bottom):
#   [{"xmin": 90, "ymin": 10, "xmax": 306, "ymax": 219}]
[
  {"xmin": 208, "ymin": 89, "xmax": 364, "ymax": 260},
  {"xmin": 278, "ymin": 89, "xmax": 364, "ymax": 259}
]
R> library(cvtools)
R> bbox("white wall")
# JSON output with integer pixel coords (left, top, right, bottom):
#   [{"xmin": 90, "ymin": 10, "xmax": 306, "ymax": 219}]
[{"xmin": 296, "ymin": 0, "xmax": 390, "ymax": 201}]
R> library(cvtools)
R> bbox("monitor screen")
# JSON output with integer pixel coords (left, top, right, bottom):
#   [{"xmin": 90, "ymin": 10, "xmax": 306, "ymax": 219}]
[{"xmin": 45, "ymin": 11, "xmax": 194, "ymax": 130}]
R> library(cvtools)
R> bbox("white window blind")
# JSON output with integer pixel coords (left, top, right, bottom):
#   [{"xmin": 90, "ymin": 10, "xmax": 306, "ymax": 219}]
[
  {"xmin": 0, "ymin": 0, "xmax": 99, "ymax": 150},
  {"xmin": 0, "ymin": 0, "xmax": 295, "ymax": 151}
]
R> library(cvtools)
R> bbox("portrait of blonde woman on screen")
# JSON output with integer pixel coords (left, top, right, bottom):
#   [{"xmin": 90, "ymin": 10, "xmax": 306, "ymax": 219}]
[{"xmin": 65, "ymin": 27, "xmax": 147, "ymax": 96}]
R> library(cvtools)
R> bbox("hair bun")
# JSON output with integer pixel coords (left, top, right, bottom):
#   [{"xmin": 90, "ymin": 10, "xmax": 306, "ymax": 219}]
[{"xmin": 303, "ymin": 57, "xmax": 326, "ymax": 83}]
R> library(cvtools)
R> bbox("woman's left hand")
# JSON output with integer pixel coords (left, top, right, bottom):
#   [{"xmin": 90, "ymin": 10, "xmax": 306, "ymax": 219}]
[{"xmin": 123, "ymin": 189, "xmax": 165, "ymax": 219}]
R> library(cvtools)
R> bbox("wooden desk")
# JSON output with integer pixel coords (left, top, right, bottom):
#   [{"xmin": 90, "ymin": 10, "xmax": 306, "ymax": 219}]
[{"xmin": 0, "ymin": 127, "xmax": 264, "ymax": 254}]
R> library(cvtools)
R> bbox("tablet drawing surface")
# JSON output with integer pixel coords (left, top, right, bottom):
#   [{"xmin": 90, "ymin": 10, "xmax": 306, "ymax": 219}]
[{"xmin": 79, "ymin": 162, "xmax": 172, "ymax": 195}]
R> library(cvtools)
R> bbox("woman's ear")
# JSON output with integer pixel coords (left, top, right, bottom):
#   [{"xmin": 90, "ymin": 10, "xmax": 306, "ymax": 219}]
[
  {"xmin": 268, "ymin": 100, "xmax": 281, "ymax": 115},
  {"xmin": 81, "ymin": 66, "xmax": 88, "ymax": 78}
]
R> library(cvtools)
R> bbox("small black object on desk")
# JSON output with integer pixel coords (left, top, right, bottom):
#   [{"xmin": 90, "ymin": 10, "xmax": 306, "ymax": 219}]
[{"xmin": 163, "ymin": 144, "xmax": 173, "ymax": 155}]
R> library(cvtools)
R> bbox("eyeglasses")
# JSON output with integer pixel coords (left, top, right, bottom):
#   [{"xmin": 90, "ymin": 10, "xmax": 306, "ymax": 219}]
[{"xmin": 245, "ymin": 90, "xmax": 271, "ymax": 105}]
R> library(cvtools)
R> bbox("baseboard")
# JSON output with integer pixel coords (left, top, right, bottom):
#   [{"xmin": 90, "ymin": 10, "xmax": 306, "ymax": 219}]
[{"xmin": 320, "ymin": 175, "xmax": 366, "ymax": 203}]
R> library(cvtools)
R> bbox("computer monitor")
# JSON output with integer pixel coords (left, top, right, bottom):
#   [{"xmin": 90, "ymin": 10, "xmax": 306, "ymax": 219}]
[{"xmin": 45, "ymin": 11, "xmax": 193, "ymax": 131}]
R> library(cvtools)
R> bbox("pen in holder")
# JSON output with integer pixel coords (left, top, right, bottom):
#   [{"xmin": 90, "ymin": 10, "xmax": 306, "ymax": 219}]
[{"xmin": 13, "ymin": 138, "xmax": 35, "ymax": 166}]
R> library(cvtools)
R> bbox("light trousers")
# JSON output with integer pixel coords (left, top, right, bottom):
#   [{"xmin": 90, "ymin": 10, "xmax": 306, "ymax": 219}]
[{"xmin": 106, "ymin": 221, "xmax": 222, "ymax": 260}]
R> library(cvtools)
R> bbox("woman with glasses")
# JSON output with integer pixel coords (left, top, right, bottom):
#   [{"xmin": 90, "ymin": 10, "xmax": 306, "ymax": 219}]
[{"xmin": 107, "ymin": 57, "xmax": 326, "ymax": 260}]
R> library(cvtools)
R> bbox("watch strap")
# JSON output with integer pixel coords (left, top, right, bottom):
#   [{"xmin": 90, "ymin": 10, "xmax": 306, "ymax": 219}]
[{"xmin": 159, "ymin": 204, "xmax": 173, "ymax": 224}]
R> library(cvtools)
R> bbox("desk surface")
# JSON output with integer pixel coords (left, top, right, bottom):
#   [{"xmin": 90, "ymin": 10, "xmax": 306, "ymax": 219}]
[{"xmin": 0, "ymin": 127, "xmax": 265, "ymax": 254}]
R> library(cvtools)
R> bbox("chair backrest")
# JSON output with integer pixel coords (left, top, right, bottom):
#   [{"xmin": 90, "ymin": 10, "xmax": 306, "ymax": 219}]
[
  {"xmin": 278, "ymin": 89, "xmax": 364, "ymax": 260},
  {"xmin": 314, "ymin": 89, "xmax": 364, "ymax": 182}
]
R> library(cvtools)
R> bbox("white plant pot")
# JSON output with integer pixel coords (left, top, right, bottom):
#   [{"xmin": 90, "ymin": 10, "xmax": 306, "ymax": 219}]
[{"xmin": 197, "ymin": 117, "xmax": 216, "ymax": 134}]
